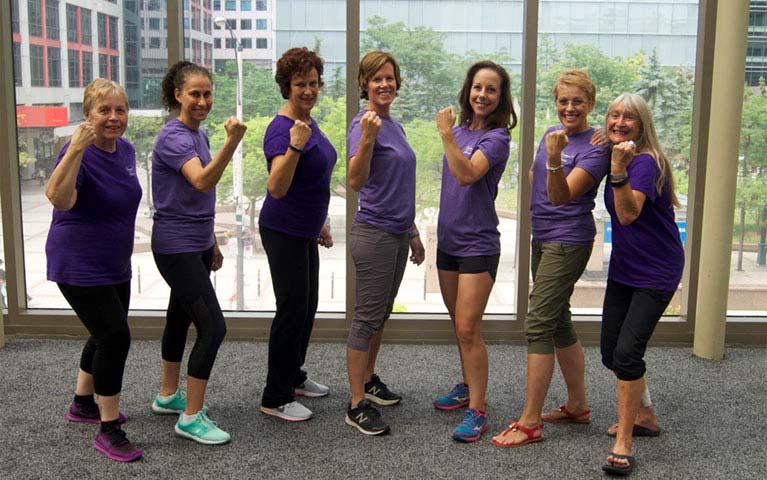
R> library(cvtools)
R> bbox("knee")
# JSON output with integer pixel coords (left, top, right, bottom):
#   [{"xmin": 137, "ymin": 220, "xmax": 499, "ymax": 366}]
[
  {"xmin": 611, "ymin": 347, "xmax": 645, "ymax": 381},
  {"xmin": 210, "ymin": 320, "xmax": 227, "ymax": 348},
  {"xmin": 101, "ymin": 323, "xmax": 131, "ymax": 357},
  {"xmin": 347, "ymin": 321, "xmax": 378, "ymax": 352},
  {"xmin": 455, "ymin": 323, "xmax": 480, "ymax": 346}
]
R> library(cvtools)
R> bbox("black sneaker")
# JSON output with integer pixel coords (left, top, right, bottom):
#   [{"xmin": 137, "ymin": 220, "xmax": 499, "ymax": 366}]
[
  {"xmin": 345, "ymin": 400, "xmax": 390, "ymax": 436},
  {"xmin": 364, "ymin": 374, "xmax": 402, "ymax": 406}
]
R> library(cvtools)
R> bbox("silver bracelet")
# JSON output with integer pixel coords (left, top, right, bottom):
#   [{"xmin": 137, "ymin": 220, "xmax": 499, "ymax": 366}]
[{"xmin": 546, "ymin": 164, "xmax": 564, "ymax": 172}]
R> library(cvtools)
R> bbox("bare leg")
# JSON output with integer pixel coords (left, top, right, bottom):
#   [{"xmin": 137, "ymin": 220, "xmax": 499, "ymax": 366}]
[
  {"xmin": 160, "ymin": 360, "xmax": 181, "ymax": 397},
  {"xmin": 606, "ymin": 377, "xmax": 645, "ymax": 468},
  {"xmin": 364, "ymin": 330, "xmax": 384, "ymax": 381},
  {"xmin": 554, "ymin": 340, "xmax": 589, "ymax": 411},
  {"xmin": 185, "ymin": 376, "xmax": 208, "ymax": 415},
  {"xmin": 453, "ymin": 272, "xmax": 494, "ymax": 410},
  {"xmin": 346, "ymin": 346, "xmax": 369, "ymax": 407},
  {"xmin": 438, "ymin": 270, "xmax": 466, "ymax": 383},
  {"xmin": 98, "ymin": 394, "xmax": 121, "ymax": 422},
  {"xmin": 74, "ymin": 369, "xmax": 95, "ymax": 396}
]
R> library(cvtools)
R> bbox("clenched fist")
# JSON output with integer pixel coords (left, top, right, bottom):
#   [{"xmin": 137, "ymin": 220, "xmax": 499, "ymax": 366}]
[
  {"xmin": 611, "ymin": 141, "xmax": 636, "ymax": 173},
  {"xmin": 360, "ymin": 110, "xmax": 382, "ymax": 142},
  {"xmin": 435, "ymin": 106, "xmax": 457, "ymax": 136},
  {"xmin": 545, "ymin": 130, "xmax": 569, "ymax": 160},
  {"xmin": 289, "ymin": 119, "xmax": 312, "ymax": 151},
  {"xmin": 224, "ymin": 116, "xmax": 247, "ymax": 144},
  {"xmin": 70, "ymin": 122, "xmax": 98, "ymax": 152}
]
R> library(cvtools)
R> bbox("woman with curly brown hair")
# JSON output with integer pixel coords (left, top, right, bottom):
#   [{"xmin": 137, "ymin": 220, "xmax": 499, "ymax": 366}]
[{"xmin": 259, "ymin": 47, "xmax": 337, "ymax": 422}]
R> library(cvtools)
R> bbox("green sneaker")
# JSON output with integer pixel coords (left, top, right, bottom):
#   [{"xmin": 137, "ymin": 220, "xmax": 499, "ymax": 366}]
[
  {"xmin": 174, "ymin": 407, "xmax": 231, "ymax": 445},
  {"xmin": 151, "ymin": 389, "xmax": 187, "ymax": 414}
]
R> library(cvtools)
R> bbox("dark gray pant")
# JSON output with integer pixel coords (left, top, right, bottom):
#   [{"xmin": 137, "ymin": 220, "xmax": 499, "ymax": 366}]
[{"xmin": 347, "ymin": 221, "xmax": 409, "ymax": 352}]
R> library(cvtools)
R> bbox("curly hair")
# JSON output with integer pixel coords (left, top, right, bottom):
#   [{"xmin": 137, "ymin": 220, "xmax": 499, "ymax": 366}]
[
  {"xmin": 552, "ymin": 69, "xmax": 596, "ymax": 104},
  {"xmin": 274, "ymin": 47, "xmax": 324, "ymax": 99},
  {"xmin": 357, "ymin": 50, "xmax": 401, "ymax": 100},
  {"xmin": 458, "ymin": 60, "xmax": 517, "ymax": 131},
  {"xmin": 160, "ymin": 61, "xmax": 213, "ymax": 111}
]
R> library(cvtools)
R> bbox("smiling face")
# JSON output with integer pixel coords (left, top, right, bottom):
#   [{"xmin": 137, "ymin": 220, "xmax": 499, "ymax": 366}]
[
  {"xmin": 288, "ymin": 68, "xmax": 320, "ymax": 118},
  {"xmin": 607, "ymin": 103, "xmax": 642, "ymax": 144},
  {"xmin": 175, "ymin": 73, "xmax": 213, "ymax": 128},
  {"xmin": 85, "ymin": 94, "xmax": 129, "ymax": 145},
  {"xmin": 469, "ymin": 68, "xmax": 501, "ymax": 127},
  {"xmin": 555, "ymin": 85, "xmax": 593, "ymax": 134},
  {"xmin": 365, "ymin": 62, "xmax": 397, "ymax": 115}
]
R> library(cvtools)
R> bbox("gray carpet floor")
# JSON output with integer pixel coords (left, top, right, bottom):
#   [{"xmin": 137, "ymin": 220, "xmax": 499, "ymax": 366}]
[{"xmin": 0, "ymin": 337, "xmax": 765, "ymax": 479}]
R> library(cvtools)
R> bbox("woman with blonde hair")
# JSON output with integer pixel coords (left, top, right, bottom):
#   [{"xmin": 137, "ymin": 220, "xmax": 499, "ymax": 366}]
[{"xmin": 600, "ymin": 93, "xmax": 683, "ymax": 476}]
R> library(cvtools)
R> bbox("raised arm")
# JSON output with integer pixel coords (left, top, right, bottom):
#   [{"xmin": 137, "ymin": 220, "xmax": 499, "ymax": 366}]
[
  {"xmin": 347, "ymin": 111, "xmax": 382, "ymax": 191},
  {"xmin": 436, "ymin": 106, "xmax": 489, "ymax": 186},
  {"xmin": 544, "ymin": 130, "xmax": 596, "ymax": 205},
  {"xmin": 610, "ymin": 141, "xmax": 646, "ymax": 225},
  {"xmin": 181, "ymin": 116, "xmax": 247, "ymax": 193},
  {"xmin": 45, "ymin": 122, "xmax": 98, "ymax": 211},
  {"xmin": 266, "ymin": 119, "xmax": 312, "ymax": 199}
]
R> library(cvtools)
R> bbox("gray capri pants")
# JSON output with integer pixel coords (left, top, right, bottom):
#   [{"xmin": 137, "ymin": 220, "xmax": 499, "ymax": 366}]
[
  {"xmin": 347, "ymin": 220, "xmax": 409, "ymax": 352},
  {"xmin": 525, "ymin": 240, "xmax": 592, "ymax": 354}
]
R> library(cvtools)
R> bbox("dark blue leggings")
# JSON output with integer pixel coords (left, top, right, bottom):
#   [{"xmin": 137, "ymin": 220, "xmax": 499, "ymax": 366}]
[
  {"xmin": 58, "ymin": 281, "xmax": 131, "ymax": 396},
  {"xmin": 601, "ymin": 279, "xmax": 674, "ymax": 381},
  {"xmin": 154, "ymin": 247, "xmax": 226, "ymax": 380}
]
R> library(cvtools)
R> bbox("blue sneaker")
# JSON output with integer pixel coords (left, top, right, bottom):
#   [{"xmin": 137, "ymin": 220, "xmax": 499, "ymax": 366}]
[
  {"xmin": 151, "ymin": 389, "xmax": 186, "ymax": 415},
  {"xmin": 452, "ymin": 408, "xmax": 488, "ymax": 443},
  {"xmin": 434, "ymin": 383, "xmax": 470, "ymax": 411},
  {"xmin": 174, "ymin": 407, "xmax": 231, "ymax": 445}
]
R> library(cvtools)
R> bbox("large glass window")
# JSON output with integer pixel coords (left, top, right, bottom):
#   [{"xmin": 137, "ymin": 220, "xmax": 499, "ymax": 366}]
[
  {"xmin": 45, "ymin": 0, "xmax": 60, "ymax": 40},
  {"xmin": 536, "ymin": 1, "xmax": 698, "ymax": 318}
]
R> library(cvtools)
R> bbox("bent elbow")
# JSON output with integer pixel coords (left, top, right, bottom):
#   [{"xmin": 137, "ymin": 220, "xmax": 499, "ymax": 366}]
[
  {"xmin": 267, "ymin": 184, "xmax": 287, "ymax": 199},
  {"xmin": 617, "ymin": 214, "xmax": 638, "ymax": 226},
  {"xmin": 347, "ymin": 177, "xmax": 363, "ymax": 192}
]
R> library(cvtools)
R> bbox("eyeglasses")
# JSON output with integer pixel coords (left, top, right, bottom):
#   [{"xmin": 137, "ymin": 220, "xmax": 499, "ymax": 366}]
[{"xmin": 557, "ymin": 98, "xmax": 587, "ymax": 107}]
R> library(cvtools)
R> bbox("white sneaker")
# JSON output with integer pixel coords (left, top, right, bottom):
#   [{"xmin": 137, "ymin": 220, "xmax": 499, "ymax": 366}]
[
  {"xmin": 260, "ymin": 401, "xmax": 313, "ymax": 422},
  {"xmin": 294, "ymin": 378, "xmax": 330, "ymax": 398}
]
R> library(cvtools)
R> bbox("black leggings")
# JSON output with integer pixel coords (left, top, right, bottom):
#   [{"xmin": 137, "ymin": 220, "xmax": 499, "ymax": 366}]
[
  {"xmin": 260, "ymin": 226, "xmax": 319, "ymax": 408},
  {"xmin": 58, "ymin": 282, "xmax": 131, "ymax": 397},
  {"xmin": 153, "ymin": 247, "xmax": 226, "ymax": 380},
  {"xmin": 601, "ymin": 279, "xmax": 674, "ymax": 381}
]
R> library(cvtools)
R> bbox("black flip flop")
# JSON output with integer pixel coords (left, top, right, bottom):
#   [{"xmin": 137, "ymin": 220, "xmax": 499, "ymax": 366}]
[
  {"xmin": 602, "ymin": 452, "xmax": 635, "ymax": 476},
  {"xmin": 607, "ymin": 424, "xmax": 661, "ymax": 437}
]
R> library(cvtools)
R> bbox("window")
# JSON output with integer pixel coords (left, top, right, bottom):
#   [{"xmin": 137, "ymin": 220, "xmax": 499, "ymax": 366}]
[
  {"xmin": 214, "ymin": 38, "xmax": 221, "ymax": 48},
  {"xmin": 81, "ymin": 9, "xmax": 92, "ymax": 45},
  {"xmin": 226, "ymin": 19, "xmax": 236, "ymax": 30},
  {"xmin": 30, "ymin": 45, "xmax": 44, "ymax": 86},
  {"xmin": 110, "ymin": 55, "xmax": 119, "ymax": 83},
  {"xmin": 240, "ymin": 38, "xmax": 252, "ymax": 49},
  {"xmin": 67, "ymin": 50, "xmax": 79, "ymax": 87},
  {"xmin": 109, "ymin": 16, "xmax": 118, "ymax": 47},
  {"xmin": 225, "ymin": 0, "xmax": 236, "ymax": 11},
  {"xmin": 82, "ymin": 52, "xmax": 92, "ymax": 85},
  {"xmin": 149, "ymin": 18, "xmax": 161, "ymax": 30},
  {"xmin": 241, "ymin": 0, "xmax": 251, "ymax": 11},
  {"xmin": 69, "ymin": 103, "xmax": 84, "ymax": 123},
  {"xmin": 13, "ymin": 43, "xmax": 22, "ymax": 86},
  {"xmin": 45, "ymin": 0, "xmax": 60, "ymax": 40},
  {"xmin": 256, "ymin": 0, "xmax": 266, "ymax": 11},
  {"xmin": 255, "ymin": 37, "xmax": 267, "ymax": 49},
  {"xmin": 225, "ymin": 37, "xmax": 236, "ymax": 49},
  {"xmin": 214, "ymin": 0, "xmax": 221, "ymax": 10},
  {"xmin": 47, "ymin": 48, "xmax": 61, "ymax": 87},
  {"xmin": 241, "ymin": 19, "xmax": 252, "ymax": 30},
  {"xmin": 98, "ymin": 14, "xmax": 107, "ymax": 47},
  {"xmin": 12, "ymin": 0, "xmax": 20, "ymax": 34},
  {"xmin": 256, "ymin": 19, "xmax": 267, "ymax": 30},
  {"xmin": 99, "ymin": 53, "xmax": 107, "ymax": 78},
  {"xmin": 66, "ymin": 4, "xmax": 78, "ymax": 43},
  {"xmin": 148, "ymin": 0, "xmax": 161, "ymax": 10},
  {"xmin": 149, "ymin": 37, "xmax": 161, "ymax": 48},
  {"xmin": 28, "ymin": 1, "xmax": 42, "ymax": 37}
]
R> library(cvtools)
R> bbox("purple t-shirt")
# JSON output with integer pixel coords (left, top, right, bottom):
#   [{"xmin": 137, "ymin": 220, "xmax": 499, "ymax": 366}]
[
  {"xmin": 259, "ymin": 115, "xmax": 337, "ymax": 239},
  {"xmin": 151, "ymin": 118, "xmax": 216, "ymax": 254},
  {"xmin": 348, "ymin": 109, "xmax": 416, "ymax": 235},
  {"xmin": 437, "ymin": 125, "xmax": 510, "ymax": 256},
  {"xmin": 605, "ymin": 153, "xmax": 684, "ymax": 292},
  {"xmin": 531, "ymin": 126, "xmax": 610, "ymax": 245},
  {"xmin": 46, "ymin": 138, "xmax": 142, "ymax": 286}
]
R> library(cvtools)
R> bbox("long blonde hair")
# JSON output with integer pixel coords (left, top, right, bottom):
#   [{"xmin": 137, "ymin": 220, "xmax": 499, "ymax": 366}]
[{"xmin": 606, "ymin": 93, "xmax": 680, "ymax": 208}]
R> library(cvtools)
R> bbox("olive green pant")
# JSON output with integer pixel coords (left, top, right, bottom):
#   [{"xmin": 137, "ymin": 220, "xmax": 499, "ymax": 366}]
[{"xmin": 525, "ymin": 240, "xmax": 592, "ymax": 354}]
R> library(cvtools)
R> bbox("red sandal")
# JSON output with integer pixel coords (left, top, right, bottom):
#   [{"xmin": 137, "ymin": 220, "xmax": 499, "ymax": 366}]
[
  {"xmin": 491, "ymin": 421, "xmax": 543, "ymax": 448},
  {"xmin": 541, "ymin": 404, "xmax": 591, "ymax": 424}
]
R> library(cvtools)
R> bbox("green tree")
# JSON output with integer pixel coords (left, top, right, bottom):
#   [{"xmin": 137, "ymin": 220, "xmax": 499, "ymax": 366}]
[
  {"xmin": 209, "ymin": 61, "xmax": 283, "ymax": 124},
  {"xmin": 125, "ymin": 115, "xmax": 165, "ymax": 209}
]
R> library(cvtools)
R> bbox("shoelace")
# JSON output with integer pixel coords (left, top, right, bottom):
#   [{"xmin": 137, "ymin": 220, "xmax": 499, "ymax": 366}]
[
  {"xmin": 197, "ymin": 407, "xmax": 219, "ymax": 430},
  {"xmin": 105, "ymin": 428, "xmax": 130, "ymax": 447},
  {"xmin": 459, "ymin": 410, "xmax": 482, "ymax": 429}
]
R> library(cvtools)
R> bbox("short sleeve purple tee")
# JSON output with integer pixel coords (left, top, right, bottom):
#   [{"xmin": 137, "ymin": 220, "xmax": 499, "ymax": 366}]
[
  {"xmin": 347, "ymin": 109, "xmax": 416, "ymax": 235},
  {"xmin": 46, "ymin": 138, "xmax": 142, "ymax": 286},
  {"xmin": 151, "ymin": 118, "xmax": 216, "ymax": 254},
  {"xmin": 259, "ymin": 115, "xmax": 337, "ymax": 239},
  {"xmin": 605, "ymin": 153, "xmax": 684, "ymax": 292},
  {"xmin": 530, "ymin": 126, "xmax": 610, "ymax": 245},
  {"xmin": 437, "ymin": 125, "xmax": 510, "ymax": 256}
]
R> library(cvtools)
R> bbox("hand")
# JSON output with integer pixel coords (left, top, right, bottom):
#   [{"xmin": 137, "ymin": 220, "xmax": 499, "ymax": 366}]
[
  {"xmin": 69, "ymin": 122, "xmax": 98, "ymax": 151},
  {"xmin": 435, "ymin": 106, "xmax": 457, "ymax": 136},
  {"xmin": 318, "ymin": 224, "xmax": 333, "ymax": 248},
  {"xmin": 289, "ymin": 119, "xmax": 312, "ymax": 150},
  {"xmin": 545, "ymin": 130, "xmax": 569, "ymax": 159},
  {"xmin": 409, "ymin": 235, "xmax": 425, "ymax": 266},
  {"xmin": 589, "ymin": 128, "xmax": 609, "ymax": 146},
  {"xmin": 360, "ymin": 110, "xmax": 382, "ymax": 142},
  {"xmin": 224, "ymin": 116, "xmax": 248, "ymax": 144},
  {"xmin": 611, "ymin": 141, "xmax": 636, "ymax": 173},
  {"xmin": 211, "ymin": 241, "xmax": 224, "ymax": 271}
]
